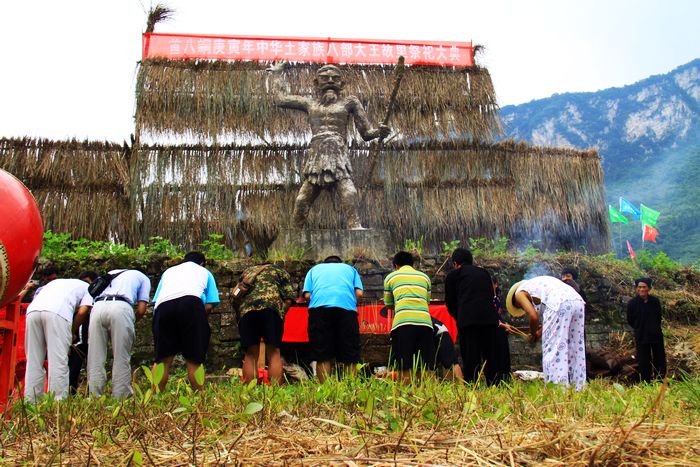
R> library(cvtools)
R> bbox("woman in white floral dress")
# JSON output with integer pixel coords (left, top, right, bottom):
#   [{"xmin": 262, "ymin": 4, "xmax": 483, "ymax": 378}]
[{"xmin": 506, "ymin": 276, "xmax": 586, "ymax": 389}]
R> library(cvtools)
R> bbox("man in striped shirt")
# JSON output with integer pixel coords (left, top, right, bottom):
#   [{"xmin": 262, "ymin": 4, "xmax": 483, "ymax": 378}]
[{"xmin": 384, "ymin": 251, "xmax": 434, "ymax": 383}]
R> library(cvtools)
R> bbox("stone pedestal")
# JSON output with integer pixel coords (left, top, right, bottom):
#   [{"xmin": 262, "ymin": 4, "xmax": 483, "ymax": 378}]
[{"xmin": 271, "ymin": 229, "xmax": 391, "ymax": 261}]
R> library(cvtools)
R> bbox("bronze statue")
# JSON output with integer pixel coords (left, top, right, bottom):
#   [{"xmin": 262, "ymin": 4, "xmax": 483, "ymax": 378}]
[{"xmin": 269, "ymin": 63, "xmax": 390, "ymax": 229}]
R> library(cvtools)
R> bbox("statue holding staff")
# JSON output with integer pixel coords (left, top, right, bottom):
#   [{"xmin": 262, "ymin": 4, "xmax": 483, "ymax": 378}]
[{"xmin": 268, "ymin": 62, "xmax": 390, "ymax": 230}]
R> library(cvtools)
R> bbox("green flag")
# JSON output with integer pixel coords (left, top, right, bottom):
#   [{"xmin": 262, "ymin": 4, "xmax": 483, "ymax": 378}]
[
  {"xmin": 609, "ymin": 205, "xmax": 629, "ymax": 224},
  {"xmin": 640, "ymin": 204, "xmax": 660, "ymax": 227}
]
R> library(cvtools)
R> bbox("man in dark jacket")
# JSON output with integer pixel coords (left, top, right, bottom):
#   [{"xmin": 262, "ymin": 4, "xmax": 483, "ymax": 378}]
[
  {"xmin": 561, "ymin": 267, "xmax": 587, "ymax": 303},
  {"xmin": 626, "ymin": 277, "xmax": 666, "ymax": 382},
  {"xmin": 445, "ymin": 248, "xmax": 499, "ymax": 384}
]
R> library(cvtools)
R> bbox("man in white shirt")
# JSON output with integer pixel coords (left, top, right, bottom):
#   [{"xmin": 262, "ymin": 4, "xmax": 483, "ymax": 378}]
[
  {"xmin": 24, "ymin": 276, "xmax": 94, "ymax": 402},
  {"xmin": 86, "ymin": 268, "xmax": 151, "ymax": 398},
  {"xmin": 152, "ymin": 251, "xmax": 220, "ymax": 391}
]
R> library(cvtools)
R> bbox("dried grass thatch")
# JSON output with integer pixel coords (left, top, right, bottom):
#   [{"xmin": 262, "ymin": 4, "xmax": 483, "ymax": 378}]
[
  {"xmin": 145, "ymin": 3, "xmax": 174, "ymax": 33},
  {"xmin": 0, "ymin": 137, "xmax": 133, "ymax": 242},
  {"xmin": 135, "ymin": 59, "xmax": 501, "ymax": 143},
  {"xmin": 1, "ymin": 137, "xmax": 609, "ymax": 253},
  {"xmin": 134, "ymin": 139, "xmax": 610, "ymax": 252}
]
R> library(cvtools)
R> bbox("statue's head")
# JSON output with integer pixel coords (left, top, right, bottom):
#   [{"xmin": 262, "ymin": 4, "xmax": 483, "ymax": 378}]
[{"xmin": 314, "ymin": 65, "xmax": 344, "ymax": 95}]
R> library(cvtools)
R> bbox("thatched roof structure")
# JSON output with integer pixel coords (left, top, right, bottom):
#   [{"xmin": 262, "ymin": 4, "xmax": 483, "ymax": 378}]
[
  {"xmin": 0, "ymin": 29, "xmax": 611, "ymax": 255},
  {"xmin": 1, "ymin": 137, "xmax": 609, "ymax": 253},
  {"xmin": 135, "ymin": 59, "xmax": 501, "ymax": 142},
  {"xmin": 0, "ymin": 138, "xmax": 133, "ymax": 243},
  {"xmin": 135, "ymin": 139, "xmax": 610, "ymax": 252}
]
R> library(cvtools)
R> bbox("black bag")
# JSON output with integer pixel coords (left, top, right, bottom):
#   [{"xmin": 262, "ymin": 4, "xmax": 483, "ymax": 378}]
[{"xmin": 88, "ymin": 270, "xmax": 127, "ymax": 298}]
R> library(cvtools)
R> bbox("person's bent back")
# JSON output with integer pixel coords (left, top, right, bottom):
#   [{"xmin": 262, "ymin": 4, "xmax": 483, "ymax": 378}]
[
  {"xmin": 151, "ymin": 251, "xmax": 220, "ymax": 391},
  {"xmin": 302, "ymin": 255, "xmax": 363, "ymax": 383}
]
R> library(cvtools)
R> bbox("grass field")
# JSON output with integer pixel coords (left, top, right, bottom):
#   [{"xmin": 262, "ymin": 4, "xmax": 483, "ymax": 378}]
[{"xmin": 2, "ymin": 371, "xmax": 699, "ymax": 465}]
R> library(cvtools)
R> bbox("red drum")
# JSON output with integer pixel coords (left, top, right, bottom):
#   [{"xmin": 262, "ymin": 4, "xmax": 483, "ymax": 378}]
[{"xmin": 0, "ymin": 170, "xmax": 43, "ymax": 307}]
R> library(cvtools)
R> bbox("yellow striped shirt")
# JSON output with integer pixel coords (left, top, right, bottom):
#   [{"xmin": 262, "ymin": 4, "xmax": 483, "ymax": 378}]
[{"xmin": 384, "ymin": 265, "xmax": 432, "ymax": 331}]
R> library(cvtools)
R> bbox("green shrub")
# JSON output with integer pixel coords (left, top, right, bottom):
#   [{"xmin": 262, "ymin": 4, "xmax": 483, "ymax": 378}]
[
  {"xmin": 198, "ymin": 234, "xmax": 234, "ymax": 260},
  {"xmin": 636, "ymin": 249, "xmax": 684, "ymax": 280},
  {"xmin": 468, "ymin": 236, "xmax": 509, "ymax": 257}
]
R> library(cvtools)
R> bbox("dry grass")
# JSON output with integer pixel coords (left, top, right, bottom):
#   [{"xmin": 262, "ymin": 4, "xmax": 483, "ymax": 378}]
[
  {"xmin": 132, "ymin": 140, "xmax": 609, "ymax": 253},
  {"xmin": 0, "ymin": 137, "xmax": 133, "ymax": 242},
  {"xmin": 2, "ymin": 376, "xmax": 699, "ymax": 465},
  {"xmin": 135, "ymin": 59, "xmax": 502, "ymax": 143},
  {"xmin": 1, "ymin": 137, "xmax": 609, "ymax": 254}
]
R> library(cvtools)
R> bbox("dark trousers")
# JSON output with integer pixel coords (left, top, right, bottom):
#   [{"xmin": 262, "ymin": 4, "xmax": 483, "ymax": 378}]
[
  {"xmin": 494, "ymin": 327, "xmax": 511, "ymax": 383},
  {"xmin": 68, "ymin": 342, "xmax": 87, "ymax": 394},
  {"xmin": 636, "ymin": 341, "xmax": 667, "ymax": 382},
  {"xmin": 68, "ymin": 320, "xmax": 89, "ymax": 394},
  {"xmin": 459, "ymin": 325, "xmax": 498, "ymax": 385},
  {"xmin": 280, "ymin": 341, "xmax": 313, "ymax": 375}
]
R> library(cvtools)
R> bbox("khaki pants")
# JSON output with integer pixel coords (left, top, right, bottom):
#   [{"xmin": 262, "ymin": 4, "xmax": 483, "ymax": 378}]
[
  {"xmin": 87, "ymin": 300, "xmax": 135, "ymax": 398},
  {"xmin": 24, "ymin": 311, "xmax": 72, "ymax": 402}
]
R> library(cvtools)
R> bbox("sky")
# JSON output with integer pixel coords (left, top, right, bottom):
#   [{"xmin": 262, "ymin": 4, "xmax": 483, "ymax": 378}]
[{"xmin": 0, "ymin": 0, "xmax": 698, "ymax": 141}]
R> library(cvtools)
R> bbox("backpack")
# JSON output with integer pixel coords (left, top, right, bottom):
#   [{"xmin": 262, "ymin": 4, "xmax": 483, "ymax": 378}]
[{"xmin": 88, "ymin": 270, "xmax": 127, "ymax": 298}]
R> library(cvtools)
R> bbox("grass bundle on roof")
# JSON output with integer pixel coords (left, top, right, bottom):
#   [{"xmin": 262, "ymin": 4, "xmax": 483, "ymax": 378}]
[
  {"xmin": 0, "ymin": 137, "xmax": 133, "ymax": 242},
  {"xmin": 135, "ymin": 59, "xmax": 502, "ymax": 142},
  {"xmin": 2, "ymin": 137, "xmax": 608, "ymax": 253},
  {"xmin": 134, "ymin": 140, "xmax": 609, "ymax": 253}
]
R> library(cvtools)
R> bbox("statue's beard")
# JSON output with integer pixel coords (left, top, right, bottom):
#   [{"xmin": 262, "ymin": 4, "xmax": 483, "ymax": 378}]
[{"xmin": 320, "ymin": 89, "xmax": 339, "ymax": 105}]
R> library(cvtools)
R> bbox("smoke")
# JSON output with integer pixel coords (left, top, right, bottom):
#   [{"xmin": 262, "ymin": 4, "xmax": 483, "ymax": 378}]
[{"xmin": 522, "ymin": 262, "xmax": 553, "ymax": 280}]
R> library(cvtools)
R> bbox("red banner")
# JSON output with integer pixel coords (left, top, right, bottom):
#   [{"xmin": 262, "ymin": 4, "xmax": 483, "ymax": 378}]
[
  {"xmin": 282, "ymin": 303, "xmax": 457, "ymax": 344},
  {"xmin": 143, "ymin": 33, "xmax": 473, "ymax": 67}
]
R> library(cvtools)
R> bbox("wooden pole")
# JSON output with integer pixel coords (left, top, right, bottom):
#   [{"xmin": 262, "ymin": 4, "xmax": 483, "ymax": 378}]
[{"xmin": 366, "ymin": 56, "xmax": 405, "ymax": 184}]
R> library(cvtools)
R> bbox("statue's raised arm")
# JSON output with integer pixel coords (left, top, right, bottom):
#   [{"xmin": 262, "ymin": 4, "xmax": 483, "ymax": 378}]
[{"xmin": 268, "ymin": 61, "xmax": 311, "ymax": 112}]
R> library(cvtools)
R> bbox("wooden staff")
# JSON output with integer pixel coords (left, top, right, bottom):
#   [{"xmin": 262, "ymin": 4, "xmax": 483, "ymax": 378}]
[
  {"xmin": 381, "ymin": 55, "xmax": 405, "ymax": 128},
  {"xmin": 367, "ymin": 56, "xmax": 405, "ymax": 183}
]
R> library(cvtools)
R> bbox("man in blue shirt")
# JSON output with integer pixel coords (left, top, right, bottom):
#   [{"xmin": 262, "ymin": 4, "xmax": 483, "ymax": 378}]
[
  {"xmin": 152, "ymin": 251, "xmax": 220, "ymax": 391},
  {"xmin": 302, "ymin": 255, "xmax": 363, "ymax": 382}
]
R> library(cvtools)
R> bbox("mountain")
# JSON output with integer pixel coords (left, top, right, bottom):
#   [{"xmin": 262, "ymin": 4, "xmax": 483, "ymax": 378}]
[{"xmin": 500, "ymin": 59, "xmax": 700, "ymax": 264}]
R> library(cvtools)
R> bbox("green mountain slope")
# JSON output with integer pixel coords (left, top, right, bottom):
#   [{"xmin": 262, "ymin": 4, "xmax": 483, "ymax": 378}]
[{"xmin": 500, "ymin": 59, "xmax": 700, "ymax": 263}]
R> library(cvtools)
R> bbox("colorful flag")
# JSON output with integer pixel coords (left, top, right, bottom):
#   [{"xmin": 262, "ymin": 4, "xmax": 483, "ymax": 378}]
[
  {"xmin": 626, "ymin": 240, "xmax": 636, "ymax": 259},
  {"xmin": 609, "ymin": 205, "xmax": 629, "ymax": 224},
  {"xmin": 643, "ymin": 224, "xmax": 659, "ymax": 243},
  {"xmin": 640, "ymin": 204, "xmax": 660, "ymax": 227},
  {"xmin": 619, "ymin": 197, "xmax": 641, "ymax": 220}
]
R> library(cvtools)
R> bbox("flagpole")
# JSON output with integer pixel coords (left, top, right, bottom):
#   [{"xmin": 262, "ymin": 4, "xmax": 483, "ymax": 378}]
[{"xmin": 618, "ymin": 223, "xmax": 622, "ymax": 257}]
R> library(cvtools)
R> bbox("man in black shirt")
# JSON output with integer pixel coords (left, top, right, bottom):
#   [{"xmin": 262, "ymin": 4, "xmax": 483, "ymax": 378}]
[
  {"xmin": 561, "ymin": 268, "xmax": 587, "ymax": 303},
  {"xmin": 445, "ymin": 248, "xmax": 499, "ymax": 384},
  {"xmin": 626, "ymin": 277, "xmax": 666, "ymax": 382}
]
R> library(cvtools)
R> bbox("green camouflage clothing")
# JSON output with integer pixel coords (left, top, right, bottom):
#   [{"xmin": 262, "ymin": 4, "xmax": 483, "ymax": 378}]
[{"xmin": 237, "ymin": 264, "xmax": 295, "ymax": 319}]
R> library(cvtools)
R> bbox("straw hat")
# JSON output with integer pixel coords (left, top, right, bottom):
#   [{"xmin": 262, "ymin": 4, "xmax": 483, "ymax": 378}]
[{"xmin": 506, "ymin": 280, "xmax": 526, "ymax": 317}]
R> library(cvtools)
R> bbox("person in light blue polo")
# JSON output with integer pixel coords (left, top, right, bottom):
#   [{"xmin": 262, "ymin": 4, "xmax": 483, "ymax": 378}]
[{"xmin": 302, "ymin": 255, "xmax": 363, "ymax": 382}]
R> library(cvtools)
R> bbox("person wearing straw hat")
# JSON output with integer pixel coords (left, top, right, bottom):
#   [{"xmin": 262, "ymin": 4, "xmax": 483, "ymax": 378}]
[
  {"xmin": 507, "ymin": 276, "xmax": 586, "ymax": 390},
  {"xmin": 626, "ymin": 277, "xmax": 666, "ymax": 382}
]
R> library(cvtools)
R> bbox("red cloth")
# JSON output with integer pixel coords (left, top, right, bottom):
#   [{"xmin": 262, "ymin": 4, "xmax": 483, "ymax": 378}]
[
  {"xmin": 282, "ymin": 305, "xmax": 310, "ymax": 343},
  {"xmin": 428, "ymin": 304, "xmax": 457, "ymax": 343},
  {"xmin": 282, "ymin": 303, "xmax": 457, "ymax": 343},
  {"xmin": 643, "ymin": 224, "xmax": 659, "ymax": 243}
]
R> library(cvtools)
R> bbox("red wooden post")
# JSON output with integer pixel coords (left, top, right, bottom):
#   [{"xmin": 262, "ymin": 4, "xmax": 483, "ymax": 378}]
[{"xmin": 0, "ymin": 299, "xmax": 21, "ymax": 408}]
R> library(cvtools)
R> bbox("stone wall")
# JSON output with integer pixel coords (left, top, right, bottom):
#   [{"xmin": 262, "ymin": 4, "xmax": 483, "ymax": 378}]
[{"xmin": 129, "ymin": 255, "xmax": 629, "ymax": 372}]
